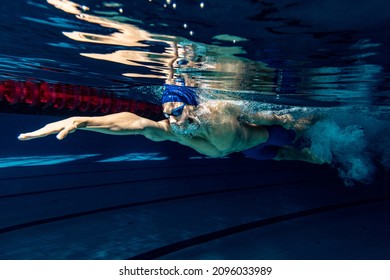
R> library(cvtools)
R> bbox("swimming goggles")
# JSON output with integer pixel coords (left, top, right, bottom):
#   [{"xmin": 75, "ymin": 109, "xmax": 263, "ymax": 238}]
[{"xmin": 164, "ymin": 104, "xmax": 186, "ymax": 118}]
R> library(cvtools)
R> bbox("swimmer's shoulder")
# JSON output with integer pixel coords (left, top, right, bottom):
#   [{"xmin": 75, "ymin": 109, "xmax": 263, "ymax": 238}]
[{"xmin": 202, "ymin": 99, "xmax": 240, "ymax": 110}]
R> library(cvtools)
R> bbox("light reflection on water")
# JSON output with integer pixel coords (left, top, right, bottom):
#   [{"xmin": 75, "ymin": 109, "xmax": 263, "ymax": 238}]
[
  {"xmin": 43, "ymin": 0, "xmax": 388, "ymax": 105},
  {"xmin": 0, "ymin": 154, "xmax": 99, "ymax": 168},
  {"xmin": 0, "ymin": 153, "xmax": 227, "ymax": 168},
  {"xmin": 0, "ymin": 0, "xmax": 389, "ymax": 106},
  {"xmin": 0, "ymin": 153, "xmax": 167, "ymax": 168},
  {"xmin": 45, "ymin": 0, "xmax": 269, "ymax": 93}
]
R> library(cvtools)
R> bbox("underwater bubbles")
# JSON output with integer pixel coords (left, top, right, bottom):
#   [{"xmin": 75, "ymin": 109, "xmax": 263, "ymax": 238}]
[{"xmin": 307, "ymin": 118, "xmax": 375, "ymax": 186}]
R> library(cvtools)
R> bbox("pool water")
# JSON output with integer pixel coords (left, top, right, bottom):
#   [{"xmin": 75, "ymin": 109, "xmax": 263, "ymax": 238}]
[{"xmin": 0, "ymin": 0, "xmax": 390, "ymax": 259}]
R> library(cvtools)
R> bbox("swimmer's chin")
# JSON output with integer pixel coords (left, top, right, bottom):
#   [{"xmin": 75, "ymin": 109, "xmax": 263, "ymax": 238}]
[{"xmin": 171, "ymin": 123, "xmax": 199, "ymax": 136}]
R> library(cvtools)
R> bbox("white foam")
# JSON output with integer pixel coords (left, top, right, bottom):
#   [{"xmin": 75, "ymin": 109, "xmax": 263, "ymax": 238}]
[{"xmin": 305, "ymin": 107, "xmax": 389, "ymax": 185}]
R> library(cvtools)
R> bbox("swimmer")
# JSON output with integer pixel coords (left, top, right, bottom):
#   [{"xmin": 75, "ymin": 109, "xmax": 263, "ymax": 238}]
[{"xmin": 18, "ymin": 84, "xmax": 324, "ymax": 164}]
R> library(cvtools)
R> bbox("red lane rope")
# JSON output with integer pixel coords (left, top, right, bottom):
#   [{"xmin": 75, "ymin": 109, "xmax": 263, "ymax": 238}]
[{"xmin": 0, "ymin": 80, "xmax": 163, "ymax": 119}]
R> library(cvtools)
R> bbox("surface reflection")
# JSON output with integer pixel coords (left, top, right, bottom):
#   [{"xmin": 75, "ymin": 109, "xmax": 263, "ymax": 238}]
[
  {"xmin": 46, "ymin": 0, "xmax": 276, "ymax": 92},
  {"xmin": 42, "ymin": 0, "xmax": 388, "ymax": 105},
  {"xmin": 0, "ymin": 0, "xmax": 387, "ymax": 105}
]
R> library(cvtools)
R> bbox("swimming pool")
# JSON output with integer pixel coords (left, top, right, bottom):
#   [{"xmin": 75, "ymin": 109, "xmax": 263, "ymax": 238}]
[{"xmin": 0, "ymin": 0, "xmax": 389, "ymax": 259}]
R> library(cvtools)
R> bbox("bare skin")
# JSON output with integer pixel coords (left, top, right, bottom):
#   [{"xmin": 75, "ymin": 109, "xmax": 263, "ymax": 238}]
[{"xmin": 18, "ymin": 100, "xmax": 323, "ymax": 164}]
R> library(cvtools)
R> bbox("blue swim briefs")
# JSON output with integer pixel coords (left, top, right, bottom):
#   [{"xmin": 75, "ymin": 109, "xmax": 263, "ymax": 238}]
[{"xmin": 243, "ymin": 125, "xmax": 296, "ymax": 160}]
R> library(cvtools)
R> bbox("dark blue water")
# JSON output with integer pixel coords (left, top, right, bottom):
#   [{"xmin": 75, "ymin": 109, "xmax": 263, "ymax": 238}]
[{"xmin": 0, "ymin": 0, "xmax": 390, "ymax": 260}]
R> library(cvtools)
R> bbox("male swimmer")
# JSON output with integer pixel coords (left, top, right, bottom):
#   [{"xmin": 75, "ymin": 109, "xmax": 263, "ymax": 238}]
[{"xmin": 18, "ymin": 84, "xmax": 323, "ymax": 164}]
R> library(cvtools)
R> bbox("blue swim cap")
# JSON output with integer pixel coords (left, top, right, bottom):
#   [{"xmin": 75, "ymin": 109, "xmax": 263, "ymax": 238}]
[{"xmin": 162, "ymin": 84, "xmax": 198, "ymax": 106}]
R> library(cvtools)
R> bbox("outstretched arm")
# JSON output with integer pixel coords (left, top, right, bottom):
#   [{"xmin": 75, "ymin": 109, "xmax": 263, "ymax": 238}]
[{"xmin": 18, "ymin": 112, "xmax": 173, "ymax": 142}]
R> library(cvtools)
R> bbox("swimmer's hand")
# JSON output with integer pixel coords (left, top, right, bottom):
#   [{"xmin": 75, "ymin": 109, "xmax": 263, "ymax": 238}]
[{"xmin": 18, "ymin": 117, "xmax": 84, "ymax": 141}]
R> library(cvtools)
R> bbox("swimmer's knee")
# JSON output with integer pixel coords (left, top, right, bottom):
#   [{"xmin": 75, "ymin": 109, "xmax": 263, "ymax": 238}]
[
  {"xmin": 275, "ymin": 147, "xmax": 327, "ymax": 164},
  {"xmin": 273, "ymin": 147, "xmax": 288, "ymax": 161}
]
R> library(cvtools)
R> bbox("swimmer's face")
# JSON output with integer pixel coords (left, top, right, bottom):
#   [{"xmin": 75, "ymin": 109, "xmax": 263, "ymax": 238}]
[
  {"xmin": 162, "ymin": 102, "xmax": 198, "ymax": 135},
  {"xmin": 162, "ymin": 102, "xmax": 191, "ymax": 124}
]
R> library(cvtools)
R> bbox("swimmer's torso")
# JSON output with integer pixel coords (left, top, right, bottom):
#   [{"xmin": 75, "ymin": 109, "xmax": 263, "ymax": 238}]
[{"xmin": 172, "ymin": 100, "xmax": 269, "ymax": 157}]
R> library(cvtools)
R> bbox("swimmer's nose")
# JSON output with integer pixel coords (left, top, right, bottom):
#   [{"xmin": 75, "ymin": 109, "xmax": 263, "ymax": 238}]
[{"xmin": 169, "ymin": 116, "xmax": 186, "ymax": 126}]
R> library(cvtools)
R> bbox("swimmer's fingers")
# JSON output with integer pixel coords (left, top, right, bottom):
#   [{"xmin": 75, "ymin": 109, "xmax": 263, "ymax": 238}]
[
  {"xmin": 18, "ymin": 119, "xmax": 78, "ymax": 141},
  {"xmin": 55, "ymin": 124, "xmax": 77, "ymax": 140},
  {"xmin": 18, "ymin": 126, "xmax": 71, "ymax": 141}
]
